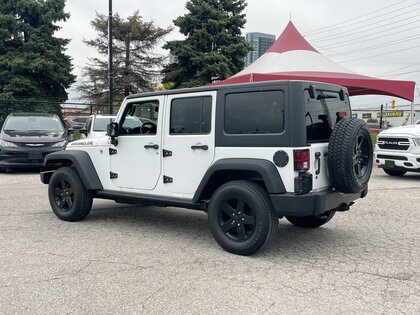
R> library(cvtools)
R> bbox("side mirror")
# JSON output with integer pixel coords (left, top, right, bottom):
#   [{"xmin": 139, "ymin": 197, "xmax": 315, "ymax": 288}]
[
  {"xmin": 309, "ymin": 85, "xmax": 317, "ymax": 99},
  {"xmin": 80, "ymin": 128, "xmax": 87, "ymax": 136},
  {"xmin": 107, "ymin": 122, "xmax": 119, "ymax": 146},
  {"xmin": 67, "ymin": 128, "xmax": 75, "ymax": 135}
]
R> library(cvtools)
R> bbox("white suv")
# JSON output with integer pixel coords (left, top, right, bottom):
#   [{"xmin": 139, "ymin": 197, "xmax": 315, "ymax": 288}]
[
  {"xmin": 375, "ymin": 124, "xmax": 420, "ymax": 176},
  {"xmin": 40, "ymin": 81, "xmax": 372, "ymax": 255}
]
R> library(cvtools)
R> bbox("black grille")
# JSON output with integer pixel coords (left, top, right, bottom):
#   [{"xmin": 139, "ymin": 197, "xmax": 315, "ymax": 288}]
[{"xmin": 377, "ymin": 137, "xmax": 410, "ymax": 150}]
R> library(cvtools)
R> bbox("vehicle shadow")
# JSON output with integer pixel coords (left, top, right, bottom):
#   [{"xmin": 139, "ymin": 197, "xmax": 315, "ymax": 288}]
[{"xmin": 85, "ymin": 204, "xmax": 353, "ymax": 257}]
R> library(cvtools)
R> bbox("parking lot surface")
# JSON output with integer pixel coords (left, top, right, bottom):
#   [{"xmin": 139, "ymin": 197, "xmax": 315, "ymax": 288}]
[{"xmin": 0, "ymin": 167, "xmax": 419, "ymax": 314}]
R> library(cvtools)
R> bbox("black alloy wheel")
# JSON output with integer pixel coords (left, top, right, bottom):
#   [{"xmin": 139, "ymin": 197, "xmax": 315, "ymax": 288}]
[
  {"xmin": 218, "ymin": 197, "xmax": 256, "ymax": 241},
  {"xmin": 353, "ymin": 134, "xmax": 370, "ymax": 179},
  {"xmin": 48, "ymin": 167, "xmax": 93, "ymax": 221},
  {"xmin": 208, "ymin": 180, "xmax": 278, "ymax": 255}
]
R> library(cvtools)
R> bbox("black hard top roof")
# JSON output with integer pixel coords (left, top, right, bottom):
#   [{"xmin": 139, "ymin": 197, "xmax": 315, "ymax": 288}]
[
  {"xmin": 9, "ymin": 112, "xmax": 58, "ymax": 117},
  {"xmin": 126, "ymin": 80, "xmax": 346, "ymax": 100}
]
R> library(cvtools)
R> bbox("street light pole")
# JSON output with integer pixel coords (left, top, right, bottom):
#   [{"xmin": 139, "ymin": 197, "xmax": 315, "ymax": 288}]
[{"xmin": 108, "ymin": 0, "xmax": 113, "ymax": 114}]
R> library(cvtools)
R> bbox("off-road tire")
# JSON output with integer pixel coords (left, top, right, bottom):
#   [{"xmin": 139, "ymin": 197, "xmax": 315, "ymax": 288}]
[
  {"xmin": 208, "ymin": 180, "xmax": 278, "ymax": 256},
  {"xmin": 286, "ymin": 210, "xmax": 336, "ymax": 228},
  {"xmin": 383, "ymin": 169, "xmax": 406, "ymax": 177},
  {"xmin": 328, "ymin": 118, "xmax": 373, "ymax": 193},
  {"xmin": 48, "ymin": 167, "xmax": 93, "ymax": 221}
]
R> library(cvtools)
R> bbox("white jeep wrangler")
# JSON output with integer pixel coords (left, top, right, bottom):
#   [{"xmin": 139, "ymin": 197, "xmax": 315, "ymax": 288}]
[{"xmin": 41, "ymin": 81, "xmax": 372, "ymax": 255}]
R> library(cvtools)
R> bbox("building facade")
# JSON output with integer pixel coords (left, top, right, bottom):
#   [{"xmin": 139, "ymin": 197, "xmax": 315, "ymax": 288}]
[
  {"xmin": 245, "ymin": 32, "xmax": 276, "ymax": 67},
  {"xmin": 352, "ymin": 104, "xmax": 420, "ymax": 127}
]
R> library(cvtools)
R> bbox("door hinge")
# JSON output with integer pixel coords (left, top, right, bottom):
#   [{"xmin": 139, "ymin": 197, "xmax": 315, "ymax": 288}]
[
  {"xmin": 110, "ymin": 172, "xmax": 118, "ymax": 179},
  {"xmin": 163, "ymin": 175, "xmax": 173, "ymax": 183},
  {"xmin": 163, "ymin": 149, "xmax": 172, "ymax": 157},
  {"xmin": 109, "ymin": 148, "xmax": 117, "ymax": 155}
]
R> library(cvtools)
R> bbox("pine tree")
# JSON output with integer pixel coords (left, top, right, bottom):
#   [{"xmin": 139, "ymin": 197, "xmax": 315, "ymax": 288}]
[
  {"xmin": 162, "ymin": 0, "xmax": 251, "ymax": 88},
  {"xmin": 0, "ymin": 0, "xmax": 75, "ymax": 116},
  {"xmin": 78, "ymin": 11, "xmax": 172, "ymax": 107}
]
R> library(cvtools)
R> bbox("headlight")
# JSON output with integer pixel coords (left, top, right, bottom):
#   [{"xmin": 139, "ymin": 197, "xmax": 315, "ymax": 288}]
[
  {"xmin": 0, "ymin": 140, "xmax": 18, "ymax": 148},
  {"xmin": 413, "ymin": 138, "xmax": 420, "ymax": 146},
  {"xmin": 52, "ymin": 141, "xmax": 67, "ymax": 148}
]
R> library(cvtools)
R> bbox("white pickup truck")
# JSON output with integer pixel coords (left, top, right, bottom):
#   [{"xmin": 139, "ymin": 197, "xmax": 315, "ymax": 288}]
[{"xmin": 375, "ymin": 122, "xmax": 420, "ymax": 176}]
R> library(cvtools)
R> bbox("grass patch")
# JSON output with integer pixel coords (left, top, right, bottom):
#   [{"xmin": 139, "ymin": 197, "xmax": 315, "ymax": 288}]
[{"xmin": 370, "ymin": 133, "xmax": 378, "ymax": 146}]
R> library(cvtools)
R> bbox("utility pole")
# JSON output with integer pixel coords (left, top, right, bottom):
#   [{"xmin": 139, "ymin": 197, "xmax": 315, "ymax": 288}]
[
  {"xmin": 379, "ymin": 104, "xmax": 383, "ymax": 129},
  {"xmin": 108, "ymin": 0, "xmax": 113, "ymax": 114}
]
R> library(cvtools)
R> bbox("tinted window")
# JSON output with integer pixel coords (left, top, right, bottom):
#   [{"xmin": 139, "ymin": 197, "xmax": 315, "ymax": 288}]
[
  {"xmin": 304, "ymin": 90, "xmax": 350, "ymax": 142},
  {"xmin": 4, "ymin": 116, "xmax": 64, "ymax": 132},
  {"xmin": 225, "ymin": 91, "xmax": 284, "ymax": 134},
  {"xmin": 170, "ymin": 96, "xmax": 212, "ymax": 134}
]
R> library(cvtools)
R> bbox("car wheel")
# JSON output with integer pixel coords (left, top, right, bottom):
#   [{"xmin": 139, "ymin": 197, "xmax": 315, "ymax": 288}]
[
  {"xmin": 383, "ymin": 169, "xmax": 406, "ymax": 177},
  {"xmin": 48, "ymin": 167, "xmax": 93, "ymax": 221},
  {"xmin": 286, "ymin": 210, "xmax": 336, "ymax": 228},
  {"xmin": 208, "ymin": 180, "xmax": 278, "ymax": 255},
  {"xmin": 328, "ymin": 118, "xmax": 373, "ymax": 193}
]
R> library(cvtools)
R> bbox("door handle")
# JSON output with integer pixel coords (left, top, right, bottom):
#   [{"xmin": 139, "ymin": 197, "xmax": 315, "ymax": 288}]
[
  {"xmin": 315, "ymin": 152, "xmax": 321, "ymax": 175},
  {"xmin": 144, "ymin": 144, "xmax": 159, "ymax": 150},
  {"xmin": 191, "ymin": 144, "xmax": 208, "ymax": 150}
]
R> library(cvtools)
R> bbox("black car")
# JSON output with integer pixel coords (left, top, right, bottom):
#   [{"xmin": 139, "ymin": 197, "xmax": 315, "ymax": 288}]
[{"xmin": 0, "ymin": 113, "xmax": 70, "ymax": 171}]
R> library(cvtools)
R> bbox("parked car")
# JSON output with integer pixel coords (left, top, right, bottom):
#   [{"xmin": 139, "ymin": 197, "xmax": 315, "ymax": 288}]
[
  {"xmin": 81, "ymin": 115, "xmax": 115, "ymax": 138},
  {"xmin": 375, "ymin": 124, "xmax": 420, "ymax": 176},
  {"xmin": 0, "ymin": 113, "xmax": 70, "ymax": 171},
  {"xmin": 63, "ymin": 116, "xmax": 89, "ymax": 129},
  {"xmin": 367, "ymin": 123, "xmax": 381, "ymax": 134}
]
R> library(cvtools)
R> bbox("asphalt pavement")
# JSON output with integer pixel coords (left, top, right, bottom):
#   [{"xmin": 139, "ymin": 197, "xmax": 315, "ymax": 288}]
[{"xmin": 0, "ymin": 167, "xmax": 419, "ymax": 314}]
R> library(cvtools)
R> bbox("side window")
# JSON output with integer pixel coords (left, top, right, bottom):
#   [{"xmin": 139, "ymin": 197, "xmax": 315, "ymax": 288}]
[
  {"xmin": 170, "ymin": 96, "xmax": 212, "ymax": 135},
  {"xmin": 120, "ymin": 101, "xmax": 159, "ymax": 135},
  {"xmin": 225, "ymin": 90, "xmax": 284, "ymax": 134}
]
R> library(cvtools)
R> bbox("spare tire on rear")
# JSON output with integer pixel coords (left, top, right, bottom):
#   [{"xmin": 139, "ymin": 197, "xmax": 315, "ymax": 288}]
[{"xmin": 328, "ymin": 117, "xmax": 373, "ymax": 193}]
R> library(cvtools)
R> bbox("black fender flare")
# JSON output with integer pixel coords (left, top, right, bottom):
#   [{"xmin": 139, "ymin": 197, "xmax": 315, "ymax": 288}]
[
  {"xmin": 44, "ymin": 150, "xmax": 103, "ymax": 190},
  {"xmin": 193, "ymin": 158, "xmax": 286, "ymax": 202}
]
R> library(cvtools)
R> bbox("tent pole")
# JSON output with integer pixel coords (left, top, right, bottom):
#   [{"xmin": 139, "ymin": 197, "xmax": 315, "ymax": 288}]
[{"xmin": 411, "ymin": 102, "xmax": 414, "ymax": 124}]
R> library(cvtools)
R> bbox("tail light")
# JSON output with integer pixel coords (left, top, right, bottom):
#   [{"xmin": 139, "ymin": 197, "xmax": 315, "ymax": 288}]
[{"xmin": 294, "ymin": 149, "xmax": 310, "ymax": 171}]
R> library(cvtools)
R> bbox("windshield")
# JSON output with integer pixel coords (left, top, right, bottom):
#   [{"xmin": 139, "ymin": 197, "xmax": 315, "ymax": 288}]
[
  {"xmin": 4, "ymin": 116, "xmax": 64, "ymax": 132},
  {"xmin": 93, "ymin": 117, "xmax": 115, "ymax": 131}
]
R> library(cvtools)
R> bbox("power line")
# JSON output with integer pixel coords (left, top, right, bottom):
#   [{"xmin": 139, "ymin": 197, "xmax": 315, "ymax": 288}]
[
  {"xmin": 321, "ymin": 23, "xmax": 420, "ymax": 49},
  {"xmin": 309, "ymin": 10, "xmax": 420, "ymax": 42},
  {"xmin": 325, "ymin": 34, "xmax": 420, "ymax": 57},
  {"xmin": 304, "ymin": 0, "xmax": 410, "ymax": 35},
  {"xmin": 338, "ymin": 43, "xmax": 420, "ymax": 63}
]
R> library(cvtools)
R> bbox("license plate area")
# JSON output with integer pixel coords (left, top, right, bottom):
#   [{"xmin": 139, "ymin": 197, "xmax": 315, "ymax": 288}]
[
  {"xmin": 28, "ymin": 152, "xmax": 42, "ymax": 159},
  {"xmin": 385, "ymin": 160, "xmax": 395, "ymax": 168}
]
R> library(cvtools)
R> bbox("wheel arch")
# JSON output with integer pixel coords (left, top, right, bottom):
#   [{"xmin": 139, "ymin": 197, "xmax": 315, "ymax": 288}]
[
  {"xmin": 43, "ymin": 150, "xmax": 103, "ymax": 190},
  {"xmin": 193, "ymin": 158, "xmax": 286, "ymax": 202}
]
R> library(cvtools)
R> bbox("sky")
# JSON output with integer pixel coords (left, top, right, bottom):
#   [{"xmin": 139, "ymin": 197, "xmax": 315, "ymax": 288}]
[{"xmin": 57, "ymin": 0, "xmax": 420, "ymax": 109}]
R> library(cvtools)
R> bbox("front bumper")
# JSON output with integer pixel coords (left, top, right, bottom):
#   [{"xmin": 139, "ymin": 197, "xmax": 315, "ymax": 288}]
[
  {"xmin": 270, "ymin": 188, "xmax": 367, "ymax": 217},
  {"xmin": 375, "ymin": 150, "xmax": 420, "ymax": 171},
  {"xmin": 0, "ymin": 147, "xmax": 63, "ymax": 168}
]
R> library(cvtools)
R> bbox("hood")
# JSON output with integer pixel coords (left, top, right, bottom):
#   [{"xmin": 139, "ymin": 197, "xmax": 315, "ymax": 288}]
[
  {"xmin": 1, "ymin": 130, "xmax": 66, "ymax": 143},
  {"xmin": 379, "ymin": 124, "xmax": 420, "ymax": 137}
]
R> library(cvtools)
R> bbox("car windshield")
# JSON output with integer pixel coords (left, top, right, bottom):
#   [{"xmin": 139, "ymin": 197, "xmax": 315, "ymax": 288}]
[
  {"xmin": 4, "ymin": 116, "xmax": 64, "ymax": 132},
  {"xmin": 93, "ymin": 117, "xmax": 115, "ymax": 131}
]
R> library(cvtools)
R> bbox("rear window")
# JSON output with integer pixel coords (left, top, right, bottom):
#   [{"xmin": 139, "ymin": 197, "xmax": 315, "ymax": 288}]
[
  {"xmin": 305, "ymin": 90, "xmax": 350, "ymax": 142},
  {"xmin": 225, "ymin": 90, "xmax": 284, "ymax": 134}
]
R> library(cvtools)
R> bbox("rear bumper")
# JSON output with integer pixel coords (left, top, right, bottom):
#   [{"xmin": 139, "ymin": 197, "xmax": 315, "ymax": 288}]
[{"xmin": 270, "ymin": 188, "xmax": 367, "ymax": 217}]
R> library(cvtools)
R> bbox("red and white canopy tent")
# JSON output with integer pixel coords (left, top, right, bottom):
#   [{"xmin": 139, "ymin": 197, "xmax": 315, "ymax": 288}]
[{"xmin": 212, "ymin": 22, "xmax": 416, "ymax": 113}]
